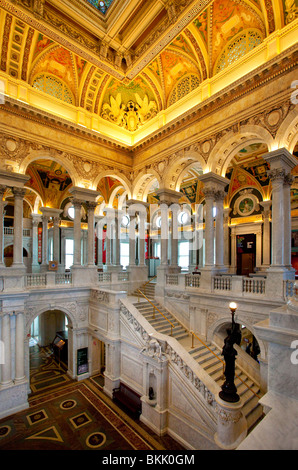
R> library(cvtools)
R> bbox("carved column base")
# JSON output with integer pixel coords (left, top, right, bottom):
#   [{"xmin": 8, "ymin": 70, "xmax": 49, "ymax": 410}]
[{"xmin": 215, "ymin": 395, "xmax": 247, "ymax": 449}]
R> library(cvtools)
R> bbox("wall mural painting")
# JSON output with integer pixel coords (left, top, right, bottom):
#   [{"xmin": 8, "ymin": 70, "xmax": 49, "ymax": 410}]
[
  {"xmin": 180, "ymin": 180, "xmax": 198, "ymax": 204},
  {"xmin": 26, "ymin": 160, "xmax": 73, "ymax": 209},
  {"xmin": 33, "ymin": 47, "xmax": 76, "ymax": 95},
  {"xmin": 33, "ymin": 34, "xmax": 53, "ymax": 61},
  {"xmin": 160, "ymin": 50, "xmax": 199, "ymax": 101},
  {"xmin": 211, "ymin": 0, "xmax": 263, "ymax": 69},
  {"xmin": 193, "ymin": 9, "xmax": 208, "ymax": 45}
]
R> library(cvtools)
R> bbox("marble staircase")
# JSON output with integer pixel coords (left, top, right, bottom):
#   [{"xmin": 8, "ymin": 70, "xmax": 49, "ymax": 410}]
[{"xmin": 132, "ymin": 280, "xmax": 264, "ymax": 433}]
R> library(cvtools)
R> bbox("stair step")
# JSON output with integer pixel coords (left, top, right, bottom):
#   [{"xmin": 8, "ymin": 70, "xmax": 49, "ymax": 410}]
[{"xmin": 131, "ymin": 286, "xmax": 264, "ymax": 433}]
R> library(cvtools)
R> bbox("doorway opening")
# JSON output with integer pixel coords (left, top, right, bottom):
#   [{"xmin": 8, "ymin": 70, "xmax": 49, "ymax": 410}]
[
  {"xmin": 236, "ymin": 233, "xmax": 256, "ymax": 275},
  {"xmin": 29, "ymin": 310, "xmax": 73, "ymax": 395}
]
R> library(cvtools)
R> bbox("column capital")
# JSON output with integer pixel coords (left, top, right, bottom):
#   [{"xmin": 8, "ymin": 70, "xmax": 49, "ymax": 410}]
[
  {"xmin": 260, "ymin": 200, "xmax": 272, "ymax": 213},
  {"xmin": 12, "ymin": 187, "xmax": 26, "ymax": 198},
  {"xmin": 268, "ymin": 168, "xmax": 286, "ymax": 183},
  {"xmin": 69, "ymin": 186, "xmax": 100, "ymax": 202},
  {"xmin": 263, "ymin": 147, "xmax": 297, "ymax": 172},
  {"xmin": 0, "ymin": 184, "xmax": 6, "ymax": 197},
  {"xmin": 86, "ymin": 201, "xmax": 98, "ymax": 211},
  {"xmin": 214, "ymin": 189, "xmax": 226, "ymax": 202}
]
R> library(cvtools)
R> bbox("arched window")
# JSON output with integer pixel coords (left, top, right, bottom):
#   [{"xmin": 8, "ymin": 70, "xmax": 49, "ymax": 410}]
[
  {"xmin": 215, "ymin": 30, "xmax": 263, "ymax": 75},
  {"xmin": 168, "ymin": 74, "xmax": 201, "ymax": 107},
  {"xmin": 32, "ymin": 74, "xmax": 74, "ymax": 105}
]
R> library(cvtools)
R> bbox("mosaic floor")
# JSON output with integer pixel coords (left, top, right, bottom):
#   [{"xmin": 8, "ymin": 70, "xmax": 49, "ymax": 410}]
[{"xmin": 0, "ymin": 345, "xmax": 184, "ymax": 451}]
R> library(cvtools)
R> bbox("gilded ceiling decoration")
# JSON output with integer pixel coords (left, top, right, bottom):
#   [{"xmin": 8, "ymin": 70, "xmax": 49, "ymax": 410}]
[{"xmin": 0, "ymin": 0, "xmax": 295, "ymax": 135}]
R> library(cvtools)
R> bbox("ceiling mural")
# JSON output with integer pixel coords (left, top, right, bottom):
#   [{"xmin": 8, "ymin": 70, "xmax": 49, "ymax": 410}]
[
  {"xmin": 0, "ymin": 0, "xmax": 294, "ymax": 132},
  {"xmin": 25, "ymin": 160, "xmax": 73, "ymax": 210}
]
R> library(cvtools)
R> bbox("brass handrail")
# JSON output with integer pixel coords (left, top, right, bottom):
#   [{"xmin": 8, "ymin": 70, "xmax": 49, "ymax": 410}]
[
  {"xmin": 142, "ymin": 275, "xmax": 157, "ymax": 288},
  {"xmin": 137, "ymin": 289, "xmax": 175, "ymax": 336},
  {"xmin": 190, "ymin": 330, "xmax": 261, "ymax": 399}
]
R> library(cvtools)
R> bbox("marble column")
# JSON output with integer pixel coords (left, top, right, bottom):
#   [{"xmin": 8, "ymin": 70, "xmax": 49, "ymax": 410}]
[
  {"xmin": 138, "ymin": 211, "xmax": 147, "ymax": 267},
  {"xmin": 95, "ymin": 215, "xmax": 104, "ymax": 269},
  {"xmin": 15, "ymin": 312, "xmax": 25, "ymax": 383},
  {"xmin": 52, "ymin": 215, "xmax": 60, "ymax": 263},
  {"xmin": 40, "ymin": 213, "xmax": 49, "ymax": 270},
  {"xmin": 223, "ymin": 208, "xmax": 231, "ymax": 269},
  {"xmin": 104, "ymin": 210, "xmax": 112, "ymax": 268},
  {"xmin": 284, "ymin": 174, "xmax": 294, "ymax": 270},
  {"xmin": 129, "ymin": 214, "xmax": 136, "ymax": 266},
  {"xmin": 264, "ymin": 148, "xmax": 297, "ymax": 272},
  {"xmin": 30, "ymin": 214, "xmax": 41, "ymax": 273},
  {"xmin": 260, "ymin": 201, "xmax": 271, "ymax": 269},
  {"xmin": 12, "ymin": 187, "xmax": 26, "ymax": 268},
  {"xmin": 0, "ymin": 185, "xmax": 6, "ymax": 268},
  {"xmin": 72, "ymin": 198, "xmax": 82, "ymax": 266},
  {"xmin": 203, "ymin": 187, "xmax": 216, "ymax": 268},
  {"xmin": 268, "ymin": 169, "xmax": 285, "ymax": 268},
  {"xmin": 1, "ymin": 314, "xmax": 12, "ymax": 387},
  {"xmin": 86, "ymin": 202, "xmax": 97, "ymax": 267},
  {"xmin": 215, "ymin": 190, "xmax": 226, "ymax": 271},
  {"xmin": 160, "ymin": 204, "xmax": 169, "ymax": 267},
  {"xmin": 170, "ymin": 204, "xmax": 179, "ymax": 267},
  {"xmin": 114, "ymin": 212, "xmax": 121, "ymax": 267}
]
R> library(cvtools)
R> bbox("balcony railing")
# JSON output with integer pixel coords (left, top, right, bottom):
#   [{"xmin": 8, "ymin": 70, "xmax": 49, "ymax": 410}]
[
  {"xmin": 4, "ymin": 227, "xmax": 31, "ymax": 236},
  {"xmin": 166, "ymin": 274, "xmax": 179, "ymax": 285},
  {"xmin": 185, "ymin": 274, "xmax": 200, "ymax": 288},
  {"xmin": 55, "ymin": 273, "xmax": 72, "ymax": 284},
  {"xmin": 98, "ymin": 272, "xmax": 112, "ymax": 282},
  {"xmin": 25, "ymin": 274, "xmax": 47, "ymax": 287},
  {"xmin": 213, "ymin": 275, "xmax": 232, "ymax": 291},
  {"xmin": 242, "ymin": 277, "xmax": 266, "ymax": 294}
]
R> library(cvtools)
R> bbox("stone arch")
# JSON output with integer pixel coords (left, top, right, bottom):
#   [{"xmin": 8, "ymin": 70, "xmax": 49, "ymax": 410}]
[
  {"xmin": 208, "ymin": 314, "xmax": 267, "ymax": 363},
  {"xmin": 93, "ymin": 171, "xmax": 132, "ymax": 198},
  {"xmin": 275, "ymin": 107, "xmax": 298, "ymax": 153},
  {"xmin": 19, "ymin": 150, "xmax": 80, "ymax": 187},
  {"xmin": 208, "ymin": 126, "xmax": 274, "ymax": 176},
  {"xmin": 175, "ymin": 160, "xmax": 204, "ymax": 192},
  {"xmin": 25, "ymin": 304, "xmax": 77, "ymax": 333},
  {"xmin": 24, "ymin": 186, "xmax": 44, "ymax": 213},
  {"xmin": 25, "ymin": 304, "xmax": 78, "ymax": 383},
  {"xmin": 164, "ymin": 151, "xmax": 206, "ymax": 191},
  {"xmin": 108, "ymin": 186, "xmax": 128, "ymax": 209},
  {"xmin": 132, "ymin": 169, "xmax": 161, "ymax": 202}
]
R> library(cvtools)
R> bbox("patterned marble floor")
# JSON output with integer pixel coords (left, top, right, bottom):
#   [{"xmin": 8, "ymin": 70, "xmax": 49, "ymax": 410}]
[{"xmin": 0, "ymin": 345, "xmax": 185, "ymax": 451}]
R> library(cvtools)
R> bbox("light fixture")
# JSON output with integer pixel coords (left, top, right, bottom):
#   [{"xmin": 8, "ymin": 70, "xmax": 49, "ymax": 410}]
[{"xmin": 229, "ymin": 301, "xmax": 237, "ymax": 326}]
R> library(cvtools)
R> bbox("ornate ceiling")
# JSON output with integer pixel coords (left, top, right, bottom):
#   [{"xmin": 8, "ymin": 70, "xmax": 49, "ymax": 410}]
[{"xmin": 0, "ymin": 0, "xmax": 297, "ymax": 139}]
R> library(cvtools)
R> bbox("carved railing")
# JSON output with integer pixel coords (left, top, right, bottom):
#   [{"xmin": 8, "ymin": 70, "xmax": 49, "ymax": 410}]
[
  {"xmin": 98, "ymin": 272, "xmax": 112, "ymax": 282},
  {"xmin": 185, "ymin": 274, "xmax": 200, "ymax": 288},
  {"xmin": 242, "ymin": 277, "xmax": 266, "ymax": 294},
  {"xmin": 55, "ymin": 272, "xmax": 72, "ymax": 284},
  {"xmin": 119, "ymin": 298, "xmax": 219, "ymax": 417},
  {"xmin": 25, "ymin": 273, "xmax": 47, "ymax": 287},
  {"xmin": 213, "ymin": 276, "xmax": 232, "ymax": 291},
  {"xmin": 118, "ymin": 271, "xmax": 130, "ymax": 281},
  {"xmin": 284, "ymin": 279, "xmax": 298, "ymax": 299},
  {"xmin": 166, "ymin": 274, "xmax": 179, "ymax": 285}
]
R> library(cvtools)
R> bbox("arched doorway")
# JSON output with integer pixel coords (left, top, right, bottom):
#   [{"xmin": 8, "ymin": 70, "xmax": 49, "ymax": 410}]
[
  {"xmin": 214, "ymin": 320, "xmax": 262, "ymax": 387},
  {"xmin": 28, "ymin": 310, "xmax": 73, "ymax": 395}
]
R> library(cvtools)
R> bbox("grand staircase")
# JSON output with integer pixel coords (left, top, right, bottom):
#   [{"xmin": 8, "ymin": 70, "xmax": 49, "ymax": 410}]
[{"xmin": 131, "ymin": 280, "xmax": 264, "ymax": 433}]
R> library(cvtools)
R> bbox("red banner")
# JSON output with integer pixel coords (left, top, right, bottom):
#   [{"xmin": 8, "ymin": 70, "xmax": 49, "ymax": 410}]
[{"xmin": 38, "ymin": 226, "xmax": 42, "ymax": 263}]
